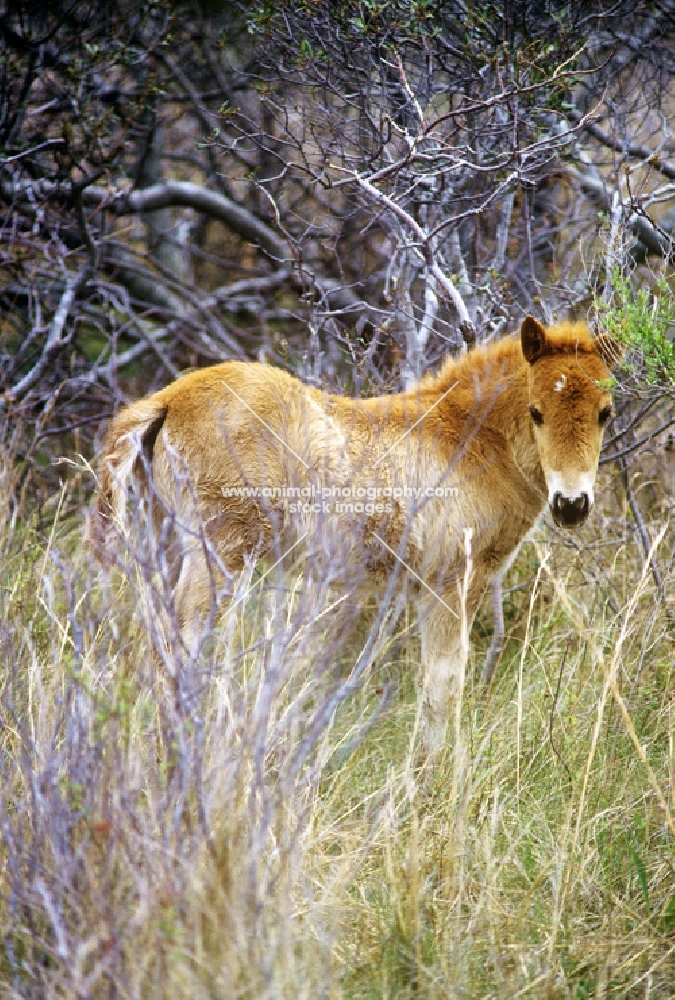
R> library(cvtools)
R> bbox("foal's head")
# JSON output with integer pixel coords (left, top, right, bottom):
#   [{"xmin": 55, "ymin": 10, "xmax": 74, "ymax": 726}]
[{"xmin": 521, "ymin": 315, "xmax": 619, "ymax": 528}]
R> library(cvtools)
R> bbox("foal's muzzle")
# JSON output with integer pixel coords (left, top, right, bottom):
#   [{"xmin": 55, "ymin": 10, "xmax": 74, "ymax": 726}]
[{"xmin": 551, "ymin": 492, "xmax": 590, "ymax": 528}]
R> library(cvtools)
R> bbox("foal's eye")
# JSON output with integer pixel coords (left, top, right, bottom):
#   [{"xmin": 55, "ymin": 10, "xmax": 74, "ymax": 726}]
[
  {"xmin": 598, "ymin": 406, "xmax": 613, "ymax": 426},
  {"xmin": 529, "ymin": 405, "xmax": 544, "ymax": 426}
]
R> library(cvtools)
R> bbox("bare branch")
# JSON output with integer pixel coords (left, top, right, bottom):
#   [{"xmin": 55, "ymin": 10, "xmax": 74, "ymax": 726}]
[
  {"xmin": 343, "ymin": 169, "xmax": 477, "ymax": 345},
  {"xmin": 567, "ymin": 108, "xmax": 675, "ymax": 181},
  {"xmin": 5, "ymin": 265, "xmax": 90, "ymax": 403},
  {"xmin": 1, "ymin": 176, "xmax": 291, "ymax": 261},
  {"xmin": 567, "ymin": 164, "xmax": 675, "ymax": 260},
  {"xmin": 111, "ymin": 180, "xmax": 292, "ymax": 263},
  {"xmin": 1, "ymin": 138, "xmax": 67, "ymax": 163}
]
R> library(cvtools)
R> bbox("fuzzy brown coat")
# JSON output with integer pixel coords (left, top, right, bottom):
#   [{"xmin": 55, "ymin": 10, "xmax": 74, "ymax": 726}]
[{"xmin": 95, "ymin": 316, "xmax": 617, "ymax": 750}]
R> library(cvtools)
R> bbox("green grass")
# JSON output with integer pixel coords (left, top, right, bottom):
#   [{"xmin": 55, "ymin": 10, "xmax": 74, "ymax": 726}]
[{"xmin": 0, "ymin": 467, "xmax": 673, "ymax": 998}]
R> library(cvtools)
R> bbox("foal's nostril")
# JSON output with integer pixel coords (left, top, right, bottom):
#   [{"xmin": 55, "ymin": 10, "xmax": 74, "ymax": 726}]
[{"xmin": 552, "ymin": 492, "xmax": 590, "ymax": 527}]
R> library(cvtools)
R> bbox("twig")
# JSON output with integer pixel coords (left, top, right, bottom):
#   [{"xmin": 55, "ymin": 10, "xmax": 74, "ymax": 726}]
[
  {"xmin": 600, "ymin": 415, "xmax": 675, "ymax": 465},
  {"xmin": 548, "ymin": 640, "xmax": 573, "ymax": 783},
  {"xmin": 603, "ymin": 189, "xmax": 623, "ymax": 301},
  {"xmin": 5, "ymin": 265, "xmax": 90, "ymax": 403},
  {"xmin": 340, "ymin": 167, "xmax": 478, "ymax": 347},
  {"xmin": 481, "ymin": 577, "xmax": 505, "ymax": 685},
  {"xmin": 522, "ymin": 185, "xmax": 537, "ymax": 295},
  {"xmin": 618, "ymin": 455, "xmax": 667, "ymax": 605},
  {"xmin": 567, "ymin": 107, "xmax": 675, "ymax": 181},
  {"xmin": 1, "ymin": 138, "xmax": 67, "ymax": 163},
  {"xmin": 494, "ymin": 189, "xmax": 515, "ymax": 272}
]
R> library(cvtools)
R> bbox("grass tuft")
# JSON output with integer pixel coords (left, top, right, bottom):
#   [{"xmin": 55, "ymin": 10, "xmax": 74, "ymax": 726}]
[{"xmin": 1, "ymin": 460, "xmax": 673, "ymax": 998}]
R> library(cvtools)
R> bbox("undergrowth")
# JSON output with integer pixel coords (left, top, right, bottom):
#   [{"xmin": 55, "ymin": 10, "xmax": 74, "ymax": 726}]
[{"xmin": 0, "ymin": 462, "xmax": 673, "ymax": 999}]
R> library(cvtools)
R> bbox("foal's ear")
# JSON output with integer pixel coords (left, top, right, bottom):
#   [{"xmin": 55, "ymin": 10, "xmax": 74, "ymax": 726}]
[
  {"xmin": 594, "ymin": 333, "xmax": 623, "ymax": 369},
  {"xmin": 521, "ymin": 315, "xmax": 547, "ymax": 364}
]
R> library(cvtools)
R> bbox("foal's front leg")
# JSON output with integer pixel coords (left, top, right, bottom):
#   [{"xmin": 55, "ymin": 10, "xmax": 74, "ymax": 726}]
[{"xmin": 417, "ymin": 583, "xmax": 485, "ymax": 752}]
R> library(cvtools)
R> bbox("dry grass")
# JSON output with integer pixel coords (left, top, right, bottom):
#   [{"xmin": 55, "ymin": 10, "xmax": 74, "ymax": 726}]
[{"xmin": 0, "ymin": 459, "xmax": 673, "ymax": 999}]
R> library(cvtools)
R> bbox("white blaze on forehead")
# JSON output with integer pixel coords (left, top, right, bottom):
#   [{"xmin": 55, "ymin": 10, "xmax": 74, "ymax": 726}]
[{"xmin": 554, "ymin": 373, "xmax": 567, "ymax": 392}]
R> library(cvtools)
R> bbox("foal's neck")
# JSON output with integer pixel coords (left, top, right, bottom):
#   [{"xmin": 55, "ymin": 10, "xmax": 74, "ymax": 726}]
[{"xmin": 429, "ymin": 338, "xmax": 545, "ymax": 493}]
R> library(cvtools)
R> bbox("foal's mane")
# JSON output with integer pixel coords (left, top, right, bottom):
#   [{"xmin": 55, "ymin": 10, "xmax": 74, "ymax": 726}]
[{"xmin": 420, "ymin": 322, "xmax": 598, "ymax": 395}]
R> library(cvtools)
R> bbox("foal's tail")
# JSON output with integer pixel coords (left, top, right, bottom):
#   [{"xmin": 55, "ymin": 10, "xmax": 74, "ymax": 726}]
[{"xmin": 91, "ymin": 397, "xmax": 168, "ymax": 563}]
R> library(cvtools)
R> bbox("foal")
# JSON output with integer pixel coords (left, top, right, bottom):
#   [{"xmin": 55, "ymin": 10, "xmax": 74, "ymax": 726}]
[{"xmin": 95, "ymin": 315, "xmax": 617, "ymax": 750}]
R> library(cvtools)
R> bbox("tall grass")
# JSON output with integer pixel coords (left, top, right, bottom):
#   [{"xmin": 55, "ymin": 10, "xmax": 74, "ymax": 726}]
[{"xmin": 0, "ymin": 458, "xmax": 673, "ymax": 998}]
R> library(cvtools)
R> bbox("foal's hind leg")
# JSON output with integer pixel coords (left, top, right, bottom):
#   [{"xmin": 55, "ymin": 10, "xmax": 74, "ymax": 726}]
[
  {"xmin": 172, "ymin": 540, "xmax": 227, "ymax": 658},
  {"xmin": 172, "ymin": 507, "xmax": 274, "ymax": 659}
]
